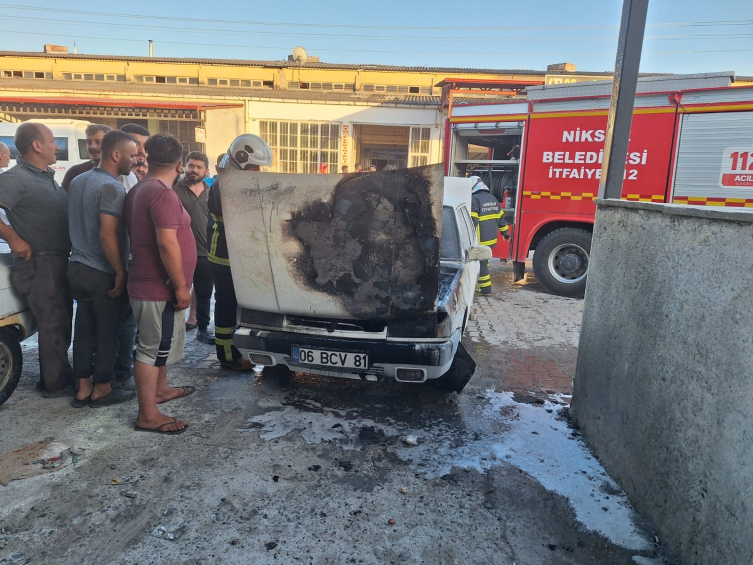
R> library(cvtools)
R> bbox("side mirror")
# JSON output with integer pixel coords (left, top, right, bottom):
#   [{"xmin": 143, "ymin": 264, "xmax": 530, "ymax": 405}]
[{"xmin": 467, "ymin": 245, "xmax": 492, "ymax": 262}]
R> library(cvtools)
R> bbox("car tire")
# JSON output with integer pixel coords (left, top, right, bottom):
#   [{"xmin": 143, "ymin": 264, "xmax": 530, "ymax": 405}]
[
  {"xmin": 533, "ymin": 227, "xmax": 592, "ymax": 298},
  {"xmin": 430, "ymin": 343, "xmax": 476, "ymax": 393},
  {"xmin": 0, "ymin": 327, "xmax": 23, "ymax": 406}
]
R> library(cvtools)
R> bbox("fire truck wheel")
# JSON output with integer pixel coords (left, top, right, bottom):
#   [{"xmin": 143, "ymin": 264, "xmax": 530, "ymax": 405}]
[
  {"xmin": 533, "ymin": 228, "xmax": 592, "ymax": 298},
  {"xmin": 0, "ymin": 327, "xmax": 23, "ymax": 406}
]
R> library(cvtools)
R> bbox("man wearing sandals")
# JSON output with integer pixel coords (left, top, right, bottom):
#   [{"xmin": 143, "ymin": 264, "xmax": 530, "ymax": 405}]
[{"xmin": 124, "ymin": 134, "xmax": 196, "ymax": 435}]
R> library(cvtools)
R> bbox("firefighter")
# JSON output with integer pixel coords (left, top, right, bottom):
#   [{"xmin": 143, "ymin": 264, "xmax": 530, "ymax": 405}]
[
  {"xmin": 469, "ymin": 176, "xmax": 511, "ymax": 295},
  {"xmin": 208, "ymin": 134, "xmax": 273, "ymax": 370}
]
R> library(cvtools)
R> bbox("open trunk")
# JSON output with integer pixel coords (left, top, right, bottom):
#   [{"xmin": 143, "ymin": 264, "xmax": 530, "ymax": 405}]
[{"xmin": 219, "ymin": 164, "xmax": 444, "ymax": 320}]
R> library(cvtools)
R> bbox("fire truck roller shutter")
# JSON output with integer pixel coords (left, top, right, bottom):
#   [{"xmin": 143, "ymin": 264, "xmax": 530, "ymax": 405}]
[
  {"xmin": 532, "ymin": 227, "xmax": 592, "ymax": 298},
  {"xmin": 479, "ymin": 170, "xmax": 518, "ymax": 202}
]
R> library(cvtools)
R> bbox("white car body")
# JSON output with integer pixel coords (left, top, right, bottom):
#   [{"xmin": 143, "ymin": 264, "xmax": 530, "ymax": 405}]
[{"xmin": 222, "ymin": 167, "xmax": 488, "ymax": 384}]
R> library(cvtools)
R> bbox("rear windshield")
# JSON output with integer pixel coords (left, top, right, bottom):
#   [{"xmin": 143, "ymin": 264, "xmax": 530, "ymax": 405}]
[
  {"xmin": 0, "ymin": 135, "xmax": 69, "ymax": 161},
  {"xmin": 440, "ymin": 206, "xmax": 461, "ymax": 261}
]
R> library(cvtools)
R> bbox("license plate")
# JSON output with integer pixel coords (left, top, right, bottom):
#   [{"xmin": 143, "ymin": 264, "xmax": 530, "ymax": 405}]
[{"xmin": 292, "ymin": 346, "xmax": 369, "ymax": 370}]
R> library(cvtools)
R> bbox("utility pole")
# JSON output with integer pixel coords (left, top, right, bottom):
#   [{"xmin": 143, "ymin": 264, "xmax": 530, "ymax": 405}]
[
  {"xmin": 148, "ymin": 40, "xmax": 154, "ymax": 58},
  {"xmin": 598, "ymin": 0, "xmax": 650, "ymax": 199}
]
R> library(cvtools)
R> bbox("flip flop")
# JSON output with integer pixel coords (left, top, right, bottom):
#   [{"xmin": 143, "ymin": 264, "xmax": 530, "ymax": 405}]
[
  {"xmin": 72, "ymin": 394, "xmax": 91, "ymax": 409},
  {"xmin": 157, "ymin": 386, "xmax": 196, "ymax": 405},
  {"xmin": 134, "ymin": 417, "xmax": 188, "ymax": 435}
]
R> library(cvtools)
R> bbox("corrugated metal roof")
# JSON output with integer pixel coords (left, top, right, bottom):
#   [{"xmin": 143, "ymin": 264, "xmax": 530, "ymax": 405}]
[
  {"xmin": 0, "ymin": 50, "xmax": 551, "ymax": 75},
  {"xmin": 0, "ymin": 77, "xmax": 442, "ymax": 107}
]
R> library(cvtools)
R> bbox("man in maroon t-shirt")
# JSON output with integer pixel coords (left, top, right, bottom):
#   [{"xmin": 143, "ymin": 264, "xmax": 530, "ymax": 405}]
[{"xmin": 124, "ymin": 134, "xmax": 197, "ymax": 435}]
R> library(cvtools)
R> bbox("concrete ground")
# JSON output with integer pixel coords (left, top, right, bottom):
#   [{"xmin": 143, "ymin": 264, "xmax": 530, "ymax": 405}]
[{"xmin": 0, "ymin": 260, "xmax": 666, "ymax": 565}]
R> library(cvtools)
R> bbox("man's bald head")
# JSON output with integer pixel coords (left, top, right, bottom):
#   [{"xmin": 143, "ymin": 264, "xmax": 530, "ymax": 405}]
[
  {"xmin": 15, "ymin": 123, "xmax": 58, "ymax": 166},
  {"xmin": 0, "ymin": 141, "xmax": 10, "ymax": 169}
]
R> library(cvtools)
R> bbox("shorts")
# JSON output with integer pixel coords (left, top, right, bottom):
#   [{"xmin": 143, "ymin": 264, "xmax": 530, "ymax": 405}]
[{"xmin": 130, "ymin": 299, "xmax": 186, "ymax": 366}]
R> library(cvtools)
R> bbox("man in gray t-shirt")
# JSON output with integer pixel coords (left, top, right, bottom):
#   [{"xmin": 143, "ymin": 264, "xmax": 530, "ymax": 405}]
[
  {"xmin": 0, "ymin": 123, "xmax": 73, "ymax": 395},
  {"xmin": 69, "ymin": 169, "xmax": 130, "ymax": 272},
  {"xmin": 67, "ymin": 130, "xmax": 138, "ymax": 408}
]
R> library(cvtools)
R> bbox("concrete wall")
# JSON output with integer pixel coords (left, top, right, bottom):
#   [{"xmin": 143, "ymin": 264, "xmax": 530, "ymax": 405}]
[{"xmin": 571, "ymin": 200, "xmax": 753, "ymax": 565}]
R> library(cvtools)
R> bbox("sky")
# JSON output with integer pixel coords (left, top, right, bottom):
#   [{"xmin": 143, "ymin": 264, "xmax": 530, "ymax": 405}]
[{"xmin": 0, "ymin": 0, "xmax": 752, "ymax": 76}]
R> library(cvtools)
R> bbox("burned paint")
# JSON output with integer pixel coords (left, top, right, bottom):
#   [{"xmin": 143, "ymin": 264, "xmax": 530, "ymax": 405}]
[{"xmin": 286, "ymin": 165, "xmax": 443, "ymax": 319}]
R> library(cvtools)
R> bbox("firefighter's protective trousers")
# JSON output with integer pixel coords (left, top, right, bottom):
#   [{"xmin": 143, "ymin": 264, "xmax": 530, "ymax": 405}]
[
  {"xmin": 207, "ymin": 182, "xmax": 244, "ymax": 364},
  {"xmin": 471, "ymin": 188, "xmax": 510, "ymax": 293}
]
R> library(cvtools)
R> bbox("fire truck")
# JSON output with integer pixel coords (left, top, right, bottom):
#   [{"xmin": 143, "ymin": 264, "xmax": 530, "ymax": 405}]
[{"xmin": 444, "ymin": 72, "xmax": 753, "ymax": 297}]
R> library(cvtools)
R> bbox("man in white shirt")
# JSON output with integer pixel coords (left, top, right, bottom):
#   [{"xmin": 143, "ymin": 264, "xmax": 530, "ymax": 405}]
[{"xmin": 119, "ymin": 124, "xmax": 149, "ymax": 192}]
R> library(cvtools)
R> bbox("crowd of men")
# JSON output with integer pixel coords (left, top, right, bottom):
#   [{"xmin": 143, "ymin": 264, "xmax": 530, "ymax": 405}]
[{"xmin": 0, "ymin": 122, "xmax": 270, "ymax": 434}]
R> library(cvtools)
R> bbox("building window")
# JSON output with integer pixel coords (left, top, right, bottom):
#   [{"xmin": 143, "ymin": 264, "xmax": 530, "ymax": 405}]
[
  {"xmin": 158, "ymin": 120, "xmax": 204, "ymax": 155},
  {"xmin": 259, "ymin": 120, "xmax": 340, "ymax": 174},
  {"xmin": 362, "ymin": 84, "xmax": 432, "ymax": 95},
  {"xmin": 2, "ymin": 70, "xmax": 50, "ymax": 79},
  {"xmin": 410, "ymin": 127, "xmax": 431, "ymax": 167}
]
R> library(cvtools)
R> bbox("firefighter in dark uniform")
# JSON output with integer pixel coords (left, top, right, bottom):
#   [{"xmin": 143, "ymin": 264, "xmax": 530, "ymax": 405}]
[
  {"xmin": 469, "ymin": 176, "xmax": 511, "ymax": 295},
  {"xmin": 208, "ymin": 134, "xmax": 273, "ymax": 370}
]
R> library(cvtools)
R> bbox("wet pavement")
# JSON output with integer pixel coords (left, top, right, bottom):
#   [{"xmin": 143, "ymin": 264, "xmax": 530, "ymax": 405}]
[{"xmin": 0, "ymin": 261, "xmax": 667, "ymax": 564}]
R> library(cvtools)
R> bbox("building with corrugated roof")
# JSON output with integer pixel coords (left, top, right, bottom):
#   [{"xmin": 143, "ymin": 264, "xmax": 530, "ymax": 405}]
[{"xmin": 1, "ymin": 49, "xmax": 749, "ymax": 173}]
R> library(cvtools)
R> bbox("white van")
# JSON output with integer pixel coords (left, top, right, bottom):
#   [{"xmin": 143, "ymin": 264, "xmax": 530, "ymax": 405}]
[{"xmin": 0, "ymin": 119, "xmax": 93, "ymax": 184}]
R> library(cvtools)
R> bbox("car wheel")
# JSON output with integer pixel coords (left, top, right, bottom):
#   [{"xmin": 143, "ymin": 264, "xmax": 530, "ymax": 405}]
[{"xmin": 0, "ymin": 328, "xmax": 23, "ymax": 406}]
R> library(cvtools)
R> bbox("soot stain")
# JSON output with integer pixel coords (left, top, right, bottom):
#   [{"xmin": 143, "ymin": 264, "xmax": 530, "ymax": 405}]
[{"xmin": 286, "ymin": 166, "xmax": 441, "ymax": 319}]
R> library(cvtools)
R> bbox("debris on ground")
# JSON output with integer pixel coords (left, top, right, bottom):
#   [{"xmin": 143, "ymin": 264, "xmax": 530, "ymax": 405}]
[
  {"xmin": 0, "ymin": 527, "xmax": 10, "ymax": 549},
  {"xmin": 111, "ymin": 478, "xmax": 121, "ymax": 485},
  {"xmin": 387, "ymin": 518, "xmax": 396, "ymax": 526},
  {"xmin": 150, "ymin": 526, "xmax": 176, "ymax": 541},
  {"xmin": 399, "ymin": 487, "xmax": 409, "ymax": 494},
  {"xmin": 402, "ymin": 435, "xmax": 418, "ymax": 446},
  {"xmin": 0, "ymin": 440, "xmax": 76, "ymax": 486}
]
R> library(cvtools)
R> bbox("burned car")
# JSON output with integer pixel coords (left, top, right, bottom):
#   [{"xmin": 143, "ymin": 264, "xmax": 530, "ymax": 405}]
[{"xmin": 221, "ymin": 164, "xmax": 489, "ymax": 392}]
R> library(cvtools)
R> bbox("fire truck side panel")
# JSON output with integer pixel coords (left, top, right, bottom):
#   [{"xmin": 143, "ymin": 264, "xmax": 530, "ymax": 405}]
[
  {"xmin": 672, "ymin": 111, "xmax": 753, "ymax": 206},
  {"xmin": 513, "ymin": 110, "xmax": 678, "ymax": 261}
]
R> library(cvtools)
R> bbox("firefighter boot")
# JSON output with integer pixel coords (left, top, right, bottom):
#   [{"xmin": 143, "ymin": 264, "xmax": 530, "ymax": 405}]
[{"xmin": 476, "ymin": 259, "xmax": 492, "ymax": 295}]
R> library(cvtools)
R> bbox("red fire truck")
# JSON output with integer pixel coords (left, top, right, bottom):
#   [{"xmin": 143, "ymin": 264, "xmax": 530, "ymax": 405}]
[{"xmin": 444, "ymin": 72, "xmax": 753, "ymax": 297}]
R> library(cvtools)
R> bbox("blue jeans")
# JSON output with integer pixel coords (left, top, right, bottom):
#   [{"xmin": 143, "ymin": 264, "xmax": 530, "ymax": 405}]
[{"xmin": 115, "ymin": 309, "xmax": 137, "ymax": 380}]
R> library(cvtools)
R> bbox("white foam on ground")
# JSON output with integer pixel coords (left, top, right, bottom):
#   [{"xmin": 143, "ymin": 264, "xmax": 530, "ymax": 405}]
[{"xmin": 243, "ymin": 389, "xmax": 650, "ymax": 551}]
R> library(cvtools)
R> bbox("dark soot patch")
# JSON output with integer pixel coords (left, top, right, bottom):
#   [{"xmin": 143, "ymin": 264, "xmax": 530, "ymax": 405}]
[{"xmin": 288, "ymin": 168, "xmax": 440, "ymax": 319}]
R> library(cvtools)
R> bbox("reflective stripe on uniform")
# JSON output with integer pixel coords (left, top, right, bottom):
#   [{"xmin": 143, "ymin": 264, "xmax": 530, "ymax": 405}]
[
  {"xmin": 214, "ymin": 326, "xmax": 235, "ymax": 335},
  {"xmin": 478, "ymin": 212, "xmax": 503, "ymax": 221},
  {"xmin": 207, "ymin": 221, "xmax": 231, "ymax": 266},
  {"xmin": 210, "ymin": 212, "xmax": 223, "ymax": 223},
  {"xmin": 477, "ymin": 280, "xmax": 492, "ymax": 288},
  {"xmin": 207, "ymin": 254, "xmax": 230, "ymax": 266},
  {"xmin": 499, "ymin": 225, "xmax": 509, "ymax": 232},
  {"xmin": 478, "ymin": 274, "xmax": 491, "ymax": 281},
  {"xmin": 470, "ymin": 211, "xmax": 479, "ymax": 218},
  {"xmin": 215, "ymin": 337, "xmax": 234, "ymax": 361},
  {"xmin": 480, "ymin": 238, "xmax": 498, "ymax": 246}
]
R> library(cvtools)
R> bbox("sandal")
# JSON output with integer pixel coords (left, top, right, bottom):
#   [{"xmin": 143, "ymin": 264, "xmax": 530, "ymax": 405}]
[
  {"xmin": 157, "ymin": 386, "xmax": 195, "ymax": 404},
  {"xmin": 134, "ymin": 417, "xmax": 188, "ymax": 435},
  {"xmin": 72, "ymin": 394, "xmax": 91, "ymax": 409}
]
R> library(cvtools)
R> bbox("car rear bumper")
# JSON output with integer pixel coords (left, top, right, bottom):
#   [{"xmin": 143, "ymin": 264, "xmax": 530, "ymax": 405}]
[{"xmin": 234, "ymin": 327, "xmax": 460, "ymax": 382}]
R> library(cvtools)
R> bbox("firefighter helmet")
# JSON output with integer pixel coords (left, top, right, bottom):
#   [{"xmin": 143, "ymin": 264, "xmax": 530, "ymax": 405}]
[{"xmin": 221, "ymin": 134, "xmax": 273, "ymax": 170}]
